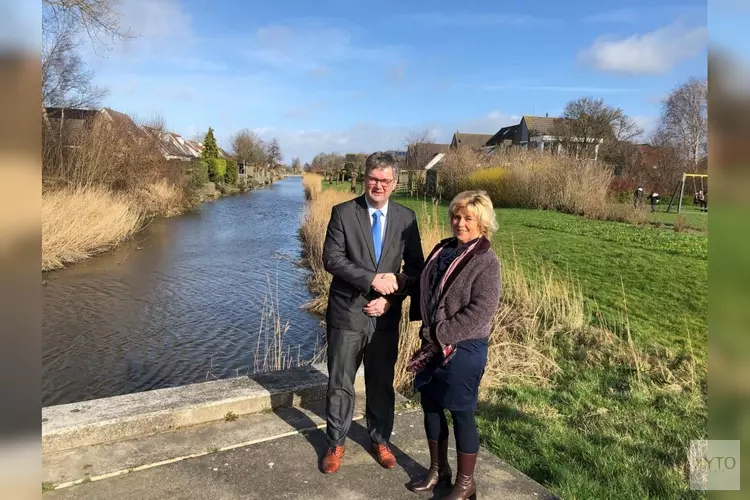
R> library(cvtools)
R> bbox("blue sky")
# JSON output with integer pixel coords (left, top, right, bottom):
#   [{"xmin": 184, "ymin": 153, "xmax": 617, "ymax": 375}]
[{"xmin": 80, "ymin": 0, "xmax": 708, "ymax": 163}]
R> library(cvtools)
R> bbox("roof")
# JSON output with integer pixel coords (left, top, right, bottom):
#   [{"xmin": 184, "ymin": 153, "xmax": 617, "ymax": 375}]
[
  {"xmin": 406, "ymin": 143, "xmax": 450, "ymax": 169},
  {"xmin": 636, "ymin": 144, "xmax": 662, "ymax": 168},
  {"xmin": 522, "ymin": 115, "xmax": 568, "ymax": 136},
  {"xmin": 44, "ymin": 107, "xmax": 100, "ymax": 121},
  {"xmin": 451, "ymin": 133, "xmax": 494, "ymax": 150},
  {"xmin": 101, "ymin": 108, "xmax": 152, "ymax": 141},
  {"xmin": 486, "ymin": 124, "xmax": 519, "ymax": 146},
  {"xmin": 144, "ymin": 127, "xmax": 199, "ymax": 160},
  {"xmin": 424, "ymin": 153, "xmax": 445, "ymax": 170}
]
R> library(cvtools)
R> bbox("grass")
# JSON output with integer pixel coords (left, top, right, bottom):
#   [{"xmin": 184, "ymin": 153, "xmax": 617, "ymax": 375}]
[
  {"xmin": 42, "ymin": 186, "xmax": 146, "ymax": 271},
  {"xmin": 394, "ymin": 196, "xmax": 707, "ymax": 357},
  {"xmin": 41, "ymin": 180, "xmax": 192, "ymax": 272},
  {"xmin": 315, "ymin": 180, "xmax": 707, "ymax": 499}
]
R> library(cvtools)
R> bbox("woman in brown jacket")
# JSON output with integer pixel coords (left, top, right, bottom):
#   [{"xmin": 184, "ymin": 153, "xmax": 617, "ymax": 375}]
[{"xmin": 406, "ymin": 190, "xmax": 501, "ymax": 500}]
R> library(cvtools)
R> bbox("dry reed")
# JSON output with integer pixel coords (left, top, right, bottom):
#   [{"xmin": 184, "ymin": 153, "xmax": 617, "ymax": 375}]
[
  {"xmin": 42, "ymin": 186, "xmax": 145, "ymax": 271},
  {"xmin": 298, "ymin": 182, "xmax": 699, "ymax": 398},
  {"xmin": 299, "ymin": 174, "xmax": 354, "ymax": 313},
  {"xmin": 42, "ymin": 111, "xmax": 193, "ymax": 270},
  {"xmin": 437, "ymin": 148, "xmax": 654, "ymax": 224}
]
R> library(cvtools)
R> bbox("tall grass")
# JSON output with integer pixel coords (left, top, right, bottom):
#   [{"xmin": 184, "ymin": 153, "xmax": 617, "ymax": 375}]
[
  {"xmin": 437, "ymin": 148, "xmax": 649, "ymax": 224},
  {"xmin": 42, "ymin": 186, "xmax": 145, "ymax": 271},
  {"xmin": 42, "ymin": 111, "xmax": 193, "ymax": 270},
  {"xmin": 299, "ymin": 182, "xmax": 699, "ymax": 397},
  {"xmin": 299, "ymin": 174, "xmax": 354, "ymax": 313}
]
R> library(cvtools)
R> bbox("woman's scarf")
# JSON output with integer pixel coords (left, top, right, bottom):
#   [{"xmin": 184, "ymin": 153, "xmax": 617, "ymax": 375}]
[{"xmin": 408, "ymin": 237, "xmax": 481, "ymax": 374}]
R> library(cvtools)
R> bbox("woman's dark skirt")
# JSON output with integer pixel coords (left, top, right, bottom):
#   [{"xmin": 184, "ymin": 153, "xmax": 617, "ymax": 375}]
[{"xmin": 414, "ymin": 338, "xmax": 489, "ymax": 412}]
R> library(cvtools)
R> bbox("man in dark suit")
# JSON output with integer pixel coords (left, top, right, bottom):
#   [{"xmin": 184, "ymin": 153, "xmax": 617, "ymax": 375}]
[{"xmin": 321, "ymin": 151, "xmax": 424, "ymax": 474}]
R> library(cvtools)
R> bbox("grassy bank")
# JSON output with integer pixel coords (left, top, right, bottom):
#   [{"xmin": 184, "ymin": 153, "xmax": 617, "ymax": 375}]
[
  {"xmin": 42, "ymin": 180, "xmax": 190, "ymax": 272},
  {"xmin": 302, "ymin": 175, "xmax": 707, "ymax": 498}
]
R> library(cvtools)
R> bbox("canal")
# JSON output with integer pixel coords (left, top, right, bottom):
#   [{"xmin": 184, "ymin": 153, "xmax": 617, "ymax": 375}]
[{"xmin": 42, "ymin": 177, "xmax": 323, "ymax": 406}]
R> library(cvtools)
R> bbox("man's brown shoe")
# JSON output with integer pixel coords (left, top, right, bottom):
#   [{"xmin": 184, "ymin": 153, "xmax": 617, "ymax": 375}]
[
  {"xmin": 372, "ymin": 442, "xmax": 397, "ymax": 469},
  {"xmin": 321, "ymin": 446, "xmax": 345, "ymax": 474}
]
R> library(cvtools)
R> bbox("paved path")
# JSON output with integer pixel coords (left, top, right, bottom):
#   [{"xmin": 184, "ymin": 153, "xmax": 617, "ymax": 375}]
[{"xmin": 45, "ymin": 408, "xmax": 558, "ymax": 499}]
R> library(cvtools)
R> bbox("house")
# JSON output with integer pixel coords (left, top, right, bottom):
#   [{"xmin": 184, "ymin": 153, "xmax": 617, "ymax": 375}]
[
  {"xmin": 43, "ymin": 107, "xmax": 151, "ymax": 144},
  {"xmin": 384, "ymin": 149, "xmax": 407, "ymax": 162},
  {"xmin": 449, "ymin": 132, "xmax": 494, "ymax": 151},
  {"xmin": 143, "ymin": 128, "xmax": 203, "ymax": 161},
  {"xmin": 44, "ymin": 106, "xmax": 231, "ymax": 162},
  {"xmin": 405, "ymin": 142, "xmax": 450, "ymax": 170},
  {"xmin": 485, "ymin": 115, "xmax": 605, "ymax": 160}
]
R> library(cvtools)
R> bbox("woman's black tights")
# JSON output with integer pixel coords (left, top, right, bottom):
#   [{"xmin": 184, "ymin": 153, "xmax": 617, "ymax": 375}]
[{"xmin": 420, "ymin": 393, "xmax": 479, "ymax": 454}]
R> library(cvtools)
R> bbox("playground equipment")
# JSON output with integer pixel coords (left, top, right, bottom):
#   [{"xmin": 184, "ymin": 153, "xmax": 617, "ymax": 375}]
[{"xmin": 666, "ymin": 173, "xmax": 708, "ymax": 213}]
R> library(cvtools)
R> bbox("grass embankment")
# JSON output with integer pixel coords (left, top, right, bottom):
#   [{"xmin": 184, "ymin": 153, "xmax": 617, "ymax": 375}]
[{"xmin": 303, "ymin": 175, "xmax": 707, "ymax": 499}]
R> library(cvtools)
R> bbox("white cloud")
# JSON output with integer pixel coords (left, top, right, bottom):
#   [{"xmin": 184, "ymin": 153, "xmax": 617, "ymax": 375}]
[
  {"xmin": 520, "ymin": 85, "xmax": 639, "ymax": 93},
  {"xmin": 579, "ymin": 22, "xmax": 707, "ymax": 75},
  {"xmin": 401, "ymin": 12, "xmax": 557, "ymax": 28},
  {"xmin": 583, "ymin": 5, "xmax": 706, "ymax": 24},
  {"xmin": 83, "ymin": 0, "xmax": 226, "ymax": 74},
  {"xmin": 245, "ymin": 23, "xmax": 402, "ymax": 73}
]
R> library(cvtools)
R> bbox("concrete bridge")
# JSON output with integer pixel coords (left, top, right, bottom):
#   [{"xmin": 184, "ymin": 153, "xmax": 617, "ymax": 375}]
[{"xmin": 42, "ymin": 365, "xmax": 558, "ymax": 499}]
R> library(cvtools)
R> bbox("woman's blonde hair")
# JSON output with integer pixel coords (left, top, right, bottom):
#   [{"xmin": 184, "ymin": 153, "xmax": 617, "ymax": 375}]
[{"xmin": 448, "ymin": 190, "xmax": 498, "ymax": 236}]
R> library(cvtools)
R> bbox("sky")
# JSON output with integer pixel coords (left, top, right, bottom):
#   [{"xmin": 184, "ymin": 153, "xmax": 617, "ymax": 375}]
[{"xmin": 72, "ymin": 0, "xmax": 710, "ymax": 163}]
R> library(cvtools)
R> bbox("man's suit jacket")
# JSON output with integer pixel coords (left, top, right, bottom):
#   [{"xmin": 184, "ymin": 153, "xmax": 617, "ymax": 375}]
[{"xmin": 323, "ymin": 195, "xmax": 424, "ymax": 332}]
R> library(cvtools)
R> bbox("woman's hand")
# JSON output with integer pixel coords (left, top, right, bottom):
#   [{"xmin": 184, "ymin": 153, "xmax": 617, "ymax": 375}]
[{"xmin": 419, "ymin": 324, "xmax": 434, "ymax": 344}]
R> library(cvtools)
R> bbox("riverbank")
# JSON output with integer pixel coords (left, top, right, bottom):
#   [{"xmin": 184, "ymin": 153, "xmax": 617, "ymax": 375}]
[
  {"xmin": 299, "ymin": 174, "xmax": 707, "ymax": 498},
  {"xmin": 42, "ymin": 179, "xmax": 265, "ymax": 272}
]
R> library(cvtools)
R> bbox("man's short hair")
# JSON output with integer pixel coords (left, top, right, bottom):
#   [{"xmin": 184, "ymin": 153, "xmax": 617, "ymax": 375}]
[{"xmin": 365, "ymin": 151, "xmax": 399, "ymax": 180}]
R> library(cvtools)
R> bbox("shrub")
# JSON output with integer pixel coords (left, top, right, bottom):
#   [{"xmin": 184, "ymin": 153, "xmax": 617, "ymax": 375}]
[
  {"xmin": 207, "ymin": 158, "xmax": 227, "ymax": 184},
  {"xmin": 455, "ymin": 149, "xmax": 613, "ymax": 218},
  {"xmin": 191, "ymin": 160, "xmax": 209, "ymax": 188},
  {"xmin": 225, "ymin": 159, "xmax": 239, "ymax": 185}
]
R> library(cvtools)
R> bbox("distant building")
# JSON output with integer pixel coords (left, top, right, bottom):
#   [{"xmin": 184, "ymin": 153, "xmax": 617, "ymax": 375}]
[{"xmin": 44, "ymin": 106, "xmax": 230, "ymax": 161}]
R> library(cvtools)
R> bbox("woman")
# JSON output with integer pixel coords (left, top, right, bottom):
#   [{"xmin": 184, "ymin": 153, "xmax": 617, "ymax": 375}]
[{"xmin": 406, "ymin": 190, "xmax": 501, "ymax": 500}]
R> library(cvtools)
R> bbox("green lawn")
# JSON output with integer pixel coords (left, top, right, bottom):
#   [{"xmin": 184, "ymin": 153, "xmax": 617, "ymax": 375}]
[
  {"xmin": 395, "ymin": 196, "xmax": 707, "ymax": 356},
  {"xmin": 322, "ymin": 183, "xmax": 708, "ymax": 498}
]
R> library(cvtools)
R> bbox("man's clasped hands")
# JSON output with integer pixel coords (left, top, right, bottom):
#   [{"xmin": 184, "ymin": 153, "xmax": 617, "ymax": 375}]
[{"xmin": 363, "ymin": 273, "xmax": 403, "ymax": 318}]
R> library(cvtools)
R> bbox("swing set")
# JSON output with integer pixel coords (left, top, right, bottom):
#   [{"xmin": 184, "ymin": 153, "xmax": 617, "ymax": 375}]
[{"xmin": 666, "ymin": 173, "xmax": 708, "ymax": 213}]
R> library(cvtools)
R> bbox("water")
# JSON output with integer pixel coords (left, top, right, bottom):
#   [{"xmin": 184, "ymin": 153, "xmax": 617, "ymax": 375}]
[{"xmin": 42, "ymin": 177, "xmax": 324, "ymax": 406}]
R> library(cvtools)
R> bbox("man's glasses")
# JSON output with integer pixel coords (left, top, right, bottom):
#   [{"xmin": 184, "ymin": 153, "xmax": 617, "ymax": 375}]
[{"xmin": 367, "ymin": 177, "xmax": 395, "ymax": 187}]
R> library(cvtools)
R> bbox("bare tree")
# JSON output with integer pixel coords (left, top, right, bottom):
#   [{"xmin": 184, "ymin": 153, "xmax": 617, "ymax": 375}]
[
  {"xmin": 42, "ymin": 0, "xmax": 134, "ymax": 107},
  {"xmin": 266, "ymin": 138, "xmax": 283, "ymax": 168},
  {"xmin": 291, "ymin": 157, "xmax": 302, "ymax": 172},
  {"xmin": 655, "ymin": 77, "xmax": 708, "ymax": 166},
  {"xmin": 230, "ymin": 129, "xmax": 266, "ymax": 166},
  {"xmin": 311, "ymin": 152, "xmax": 345, "ymax": 180},
  {"xmin": 551, "ymin": 97, "xmax": 642, "ymax": 164},
  {"xmin": 42, "ymin": 18, "xmax": 107, "ymax": 107},
  {"xmin": 404, "ymin": 129, "xmax": 434, "ymax": 170},
  {"xmin": 43, "ymin": 0, "xmax": 133, "ymax": 50}
]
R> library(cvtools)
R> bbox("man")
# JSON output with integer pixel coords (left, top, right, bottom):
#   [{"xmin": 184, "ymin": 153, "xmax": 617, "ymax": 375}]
[
  {"xmin": 634, "ymin": 186, "xmax": 644, "ymax": 208},
  {"xmin": 648, "ymin": 191, "xmax": 660, "ymax": 212},
  {"xmin": 321, "ymin": 151, "xmax": 424, "ymax": 474}
]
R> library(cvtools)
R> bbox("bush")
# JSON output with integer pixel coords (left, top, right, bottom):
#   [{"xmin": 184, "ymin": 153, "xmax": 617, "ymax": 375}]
[
  {"xmin": 207, "ymin": 158, "xmax": 227, "ymax": 184},
  {"xmin": 190, "ymin": 160, "xmax": 209, "ymax": 188},
  {"xmin": 225, "ymin": 159, "xmax": 239, "ymax": 185}
]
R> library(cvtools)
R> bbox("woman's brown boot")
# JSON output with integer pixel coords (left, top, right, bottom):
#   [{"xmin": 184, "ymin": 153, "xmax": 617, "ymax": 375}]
[
  {"xmin": 406, "ymin": 439, "xmax": 451, "ymax": 493},
  {"xmin": 443, "ymin": 451, "xmax": 477, "ymax": 499}
]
